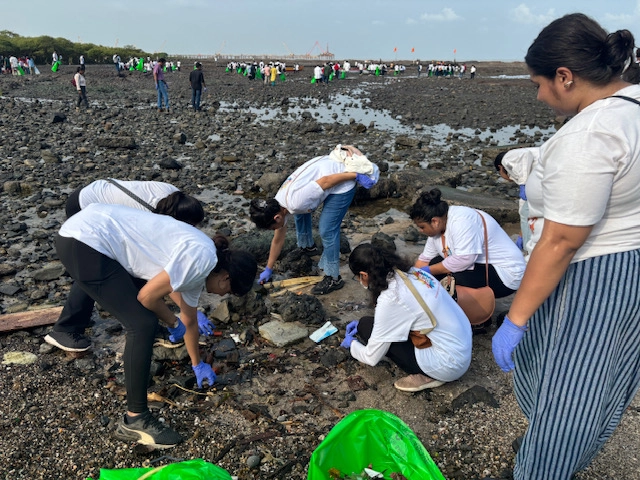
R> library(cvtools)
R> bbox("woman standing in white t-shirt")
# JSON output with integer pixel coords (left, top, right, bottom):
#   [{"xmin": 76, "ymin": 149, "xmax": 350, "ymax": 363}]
[
  {"xmin": 249, "ymin": 145, "xmax": 378, "ymax": 295},
  {"xmin": 410, "ymin": 188, "xmax": 526, "ymax": 298},
  {"xmin": 491, "ymin": 13, "xmax": 640, "ymax": 480},
  {"xmin": 342, "ymin": 243, "xmax": 472, "ymax": 392},
  {"xmin": 53, "ymin": 204, "xmax": 257, "ymax": 449}
]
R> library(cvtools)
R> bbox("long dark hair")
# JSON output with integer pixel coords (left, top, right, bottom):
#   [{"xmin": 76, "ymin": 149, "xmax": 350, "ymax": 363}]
[
  {"xmin": 249, "ymin": 198, "xmax": 281, "ymax": 229},
  {"xmin": 348, "ymin": 243, "xmax": 413, "ymax": 304},
  {"xmin": 409, "ymin": 188, "xmax": 449, "ymax": 222},
  {"xmin": 210, "ymin": 235, "xmax": 257, "ymax": 296},
  {"xmin": 154, "ymin": 191, "xmax": 204, "ymax": 226},
  {"xmin": 526, "ymin": 13, "xmax": 636, "ymax": 85}
]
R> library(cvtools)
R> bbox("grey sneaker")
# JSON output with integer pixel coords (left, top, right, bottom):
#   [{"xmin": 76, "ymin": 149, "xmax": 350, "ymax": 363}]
[
  {"xmin": 393, "ymin": 374, "xmax": 445, "ymax": 392},
  {"xmin": 311, "ymin": 275, "xmax": 345, "ymax": 295},
  {"xmin": 44, "ymin": 331, "xmax": 91, "ymax": 352},
  {"xmin": 114, "ymin": 411, "xmax": 182, "ymax": 449}
]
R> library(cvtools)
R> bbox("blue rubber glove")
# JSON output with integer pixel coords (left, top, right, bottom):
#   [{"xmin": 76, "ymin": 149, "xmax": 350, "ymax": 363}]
[
  {"xmin": 155, "ymin": 82, "xmax": 159, "ymax": 90},
  {"xmin": 516, "ymin": 235, "xmax": 523, "ymax": 250},
  {"xmin": 346, "ymin": 320, "xmax": 359, "ymax": 336},
  {"xmin": 167, "ymin": 317, "xmax": 186, "ymax": 343},
  {"xmin": 355, "ymin": 173, "xmax": 376, "ymax": 189},
  {"xmin": 492, "ymin": 315, "xmax": 528, "ymax": 372},
  {"xmin": 192, "ymin": 361, "xmax": 216, "ymax": 388},
  {"xmin": 341, "ymin": 332, "xmax": 356, "ymax": 349},
  {"xmin": 259, "ymin": 267, "xmax": 273, "ymax": 284},
  {"xmin": 419, "ymin": 265, "xmax": 431, "ymax": 275},
  {"xmin": 519, "ymin": 184, "xmax": 527, "ymax": 201},
  {"xmin": 197, "ymin": 311, "xmax": 215, "ymax": 336}
]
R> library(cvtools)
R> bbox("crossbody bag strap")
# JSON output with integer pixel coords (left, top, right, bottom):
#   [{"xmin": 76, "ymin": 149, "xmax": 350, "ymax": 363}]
[
  {"xmin": 394, "ymin": 268, "xmax": 437, "ymax": 332},
  {"xmin": 475, "ymin": 210, "xmax": 490, "ymax": 287},
  {"xmin": 106, "ymin": 178, "xmax": 155, "ymax": 212},
  {"xmin": 609, "ymin": 95, "xmax": 640, "ymax": 107}
]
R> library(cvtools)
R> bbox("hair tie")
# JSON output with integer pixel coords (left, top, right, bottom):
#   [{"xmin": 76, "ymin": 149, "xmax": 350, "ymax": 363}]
[{"xmin": 256, "ymin": 199, "xmax": 267, "ymax": 209}]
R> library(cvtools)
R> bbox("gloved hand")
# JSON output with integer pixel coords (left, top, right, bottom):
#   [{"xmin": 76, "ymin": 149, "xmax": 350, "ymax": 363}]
[
  {"xmin": 419, "ymin": 265, "xmax": 431, "ymax": 275},
  {"xmin": 192, "ymin": 361, "xmax": 216, "ymax": 388},
  {"xmin": 516, "ymin": 235, "xmax": 523, "ymax": 250},
  {"xmin": 492, "ymin": 315, "xmax": 528, "ymax": 372},
  {"xmin": 167, "ymin": 317, "xmax": 186, "ymax": 343},
  {"xmin": 197, "ymin": 311, "xmax": 215, "ymax": 336},
  {"xmin": 259, "ymin": 267, "xmax": 273, "ymax": 284},
  {"xmin": 340, "ymin": 334, "xmax": 355, "ymax": 349},
  {"xmin": 519, "ymin": 184, "xmax": 527, "ymax": 201},
  {"xmin": 346, "ymin": 320, "xmax": 359, "ymax": 337},
  {"xmin": 155, "ymin": 82, "xmax": 159, "ymax": 90},
  {"xmin": 355, "ymin": 173, "xmax": 377, "ymax": 189}
]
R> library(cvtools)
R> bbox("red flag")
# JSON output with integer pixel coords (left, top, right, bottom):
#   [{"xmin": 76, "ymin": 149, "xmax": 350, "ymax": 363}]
[
  {"xmin": 454, "ymin": 49, "xmax": 457, "ymax": 54},
  {"xmin": 411, "ymin": 47, "xmax": 415, "ymax": 53},
  {"xmin": 394, "ymin": 47, "xmax": 397, "ymax": 52}
]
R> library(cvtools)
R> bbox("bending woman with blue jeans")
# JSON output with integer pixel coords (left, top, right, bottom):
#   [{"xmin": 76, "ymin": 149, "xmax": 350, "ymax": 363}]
[{"xmin": 250, "ymin": 145, "xmax": 378, "ymax": 295}]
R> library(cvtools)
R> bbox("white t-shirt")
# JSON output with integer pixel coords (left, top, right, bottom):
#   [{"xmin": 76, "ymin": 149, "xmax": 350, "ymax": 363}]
[
  {"xmin": 419, "ymin": 206, "xmax": 525, "ymax": 290},
  {"xmin": 58, "ymin": 204, "xmax": 217, "ymax": 307},
  {"xmin": 274, "ymin": 155, "xmax": 355, "ymax": 214},
  {"xmin": 78, "ymin": 180, "xmax": 179, "ymax": 211},
  {"xmin": 526, "ymin": 85, "xmax": 640, "ymax": 262},
  {"xmin": 350, "ymin": 269, "xmax": 472, "ymax": 382}
]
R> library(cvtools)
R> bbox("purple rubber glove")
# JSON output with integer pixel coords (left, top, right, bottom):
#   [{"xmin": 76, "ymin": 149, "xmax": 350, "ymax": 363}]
[
  {"xmin": 492, "ymin": 315, "xmax": 528, "ymax": 372},
  {"xmin": 519, "ymin": 184, "xmax": 527, "ymax": 201},
  {"xmin": 346, "ymin": 320, "xmax": 359, "ymax": 337},
  {"xmin": 259, "ymin": 267, "xmax": 273, "ymax": 284},
  {"xmin": 197, "ymin": 311, "xmax": 215, "ymax": 336},
  {"xmin": 419, "ymin": 265, "xmax": 431, "ymax": 275},
  {"xmin": 154, "ymin": 82, "xmax": 159, "ymax": 90},
  {"xmin": 516, "ymin": 235, "xmax": 523, "ymax": 250},
  {"xmin": 355, "ymin": 173, "xmax": 376, "ymax": 189},
  {"xmin": 167, "ymin": 317, "xmax": 186, "ymax": 343},
  {"xmin": 341, "ymin": 332, "xmax": 356, "ymax": 349},
  {"xmin": 192, "ymin": 361, "xmax": 216, "ymax": 388}
]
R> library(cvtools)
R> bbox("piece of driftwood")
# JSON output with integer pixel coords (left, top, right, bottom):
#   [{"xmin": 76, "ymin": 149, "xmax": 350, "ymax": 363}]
[
  {"xmin": 0, "ymin": 306, "xmax": 63, "ymax": 333},
  {"xmin": 262, "ymin": 276, "xmax": 323, "ymax": 290}
]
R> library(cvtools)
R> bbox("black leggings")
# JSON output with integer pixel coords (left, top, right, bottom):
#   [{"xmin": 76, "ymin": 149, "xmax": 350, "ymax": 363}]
[
  {"xmin": 55, "ymin": 234, "xmax": 157, "ymax": 413},
  {"xmin": 356, "ymin": 316, "xmax": 424, "ymax": 376},
  {"xmin": 430, "ymin": 255, "xmax": 516, "ymax": 298}
]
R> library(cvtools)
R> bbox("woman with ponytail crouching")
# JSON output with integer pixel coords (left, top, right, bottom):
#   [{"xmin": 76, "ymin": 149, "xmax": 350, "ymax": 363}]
[
  {"xmin": 341, "ymin": 243, "xmax": 472, "ymax": 392},
  {"xmin": 54, "ymin": 203, "xmax": 257, "ymax": 449}
]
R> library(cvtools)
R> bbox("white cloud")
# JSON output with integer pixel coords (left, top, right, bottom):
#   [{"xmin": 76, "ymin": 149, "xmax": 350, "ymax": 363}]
[
  {"xmin": 420, "ymin": 8, "xmax": 461, "ymax": 22},
  {"xmin": 511, "ymin": 4, "xmax": 555, "ymax": 25},
  {"xmin": 406, "ymin": 18, "xmax": 417, "ymax": 25}
]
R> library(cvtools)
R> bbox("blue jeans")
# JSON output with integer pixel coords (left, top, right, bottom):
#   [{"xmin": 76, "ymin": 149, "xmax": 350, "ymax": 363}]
[
  {"xmin": 191, "ymin": 88, "xmax": 202, "ymax": 111},
  {"xmin": 294, "ymin": 188, "xmax": 355, "ymax": 278},
  {"xmin": 157, "ymin": 81, "xmax": 169, "ymax": 109}
]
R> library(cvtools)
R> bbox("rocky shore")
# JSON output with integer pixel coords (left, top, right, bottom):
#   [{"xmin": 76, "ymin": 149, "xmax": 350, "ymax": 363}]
[{"xmin": 0, "ymin": 61, "xmax": 638, "ymax": 480}]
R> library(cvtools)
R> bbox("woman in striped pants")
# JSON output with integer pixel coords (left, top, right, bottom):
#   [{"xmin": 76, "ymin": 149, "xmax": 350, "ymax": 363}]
[{"xmin": 491, "ymin": 13, "xmax": 640, "ymax": 480}]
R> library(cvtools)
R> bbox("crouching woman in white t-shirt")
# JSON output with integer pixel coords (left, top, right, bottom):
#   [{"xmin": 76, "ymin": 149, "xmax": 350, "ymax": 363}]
[
  {"xmin": 342, "ymin": 243, "xmax": 472, "ymax": 392},
  {"xmin": 54, "ymin": 203, "xmax": 257, "ymax": 449}
]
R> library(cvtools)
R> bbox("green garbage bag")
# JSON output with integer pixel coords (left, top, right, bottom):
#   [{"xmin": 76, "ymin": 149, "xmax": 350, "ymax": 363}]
[
  {"xmin": 340, "ymin": 71, "xmax": 345, "ymax": 79},
  {"xmin": 307, "ymin": 410, "xmax": 445, "ymax": 480},
  {"xmin": 256, "ymin": 70, "xmax": 262, "ymax": 79},
  {"xmin": 311, "ymin": 77, "xmax": 316, "ymax": 84},
  {"xmin": 89, "ymin": 459, "xmax": 232, "ymax": 480},
  {"xmin": 280, "ymin": 73, "xmax": 286, "ymax": 81},
  {"xmin": 137, "ymin": 60, "xmax": 144, "ymax": 72},
  {"xmin": 225, "ymin": 67, "xmax": 229, "ymax": 72},
  {"xmin": 375, "ymin": 68, "xmax": 380, "ymax": 76},
  {"xmin": 17, "ymin": 66, "xmax": 25, "ymax": 75},
  {"xmin": 329, "ymin": 72, "xmax": 334, "ymax": 81},
  {"xmin": 51, "ymin": 61, "xmax": 60, "ymax": 72}
]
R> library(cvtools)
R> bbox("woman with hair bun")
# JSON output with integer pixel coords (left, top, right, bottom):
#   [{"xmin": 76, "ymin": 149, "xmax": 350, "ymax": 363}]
[
  {"xmin": 409, "ymin": 188, "xmax": 525, "ymax": 299},
  {"xmin": 52, "ymin": 203, "xmax": 257, "ymax": 449},
  {"xmin": 342, "ymin": 243, "xmax": 472, "ymax": 392},
  {"xmin": 491, "ymin": 13, "xmax": 640, "ymax": 479}
]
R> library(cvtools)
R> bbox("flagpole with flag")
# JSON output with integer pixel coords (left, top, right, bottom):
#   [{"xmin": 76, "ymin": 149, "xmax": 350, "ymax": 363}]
[
  {"xmin": 454, "ymin": 48, "xmax": 457, "ymax": 63},
  {"xmin": 394, "ymin": 46, "xmax": 397, "ymax": 62}
]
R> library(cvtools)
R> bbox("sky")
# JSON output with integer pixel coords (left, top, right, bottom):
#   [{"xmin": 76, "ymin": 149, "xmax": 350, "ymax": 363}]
[{"xmin": 5, "ymin": 1, "xmax": 640, "ymax": 62}]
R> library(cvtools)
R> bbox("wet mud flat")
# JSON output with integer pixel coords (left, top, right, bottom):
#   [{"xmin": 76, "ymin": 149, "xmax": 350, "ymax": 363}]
[{"xmin": 0, "ymin": 62, "xmax": 639, "ymax": 479}]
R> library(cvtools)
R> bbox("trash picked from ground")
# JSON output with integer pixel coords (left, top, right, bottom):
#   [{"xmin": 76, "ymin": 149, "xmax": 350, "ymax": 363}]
[
  {"xmin": 307, "ymin": 409, "xmax": 445, "ymax": 480},
  {"xmin": 309, "ymin": 321, "xmax": 338, "ymax": 343}
]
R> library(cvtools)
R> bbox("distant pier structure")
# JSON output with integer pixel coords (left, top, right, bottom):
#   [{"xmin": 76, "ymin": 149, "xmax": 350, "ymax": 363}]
[{"xmin": 175, "ymin": 41, "xmax": 335, "ymax": 62}]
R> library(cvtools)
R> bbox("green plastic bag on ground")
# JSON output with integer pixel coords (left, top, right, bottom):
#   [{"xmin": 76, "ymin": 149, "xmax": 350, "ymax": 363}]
[
  {"xmin": 307, "ymin": 409, "xmax": 445, "ymax": 480},
  {"xmin": 90, "ymin": 459, "xmax": 232, "ymax": 480}
]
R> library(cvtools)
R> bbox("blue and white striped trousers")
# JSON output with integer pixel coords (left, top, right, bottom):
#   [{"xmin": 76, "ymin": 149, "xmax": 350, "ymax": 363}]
[{"xmin": 513, "ymin": 249, "xmax": 640, "ymax": 480}]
